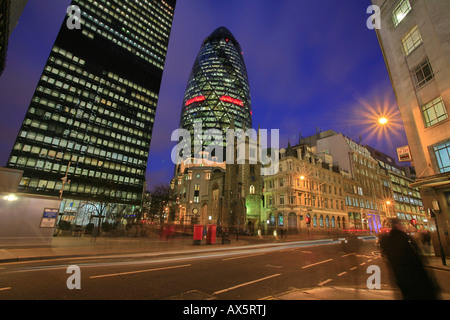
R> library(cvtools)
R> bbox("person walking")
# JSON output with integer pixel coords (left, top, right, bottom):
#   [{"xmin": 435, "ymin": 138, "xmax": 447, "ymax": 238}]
[{"xmin": 380, "ymin": 218, "xmax": 441, "ymax": 300}]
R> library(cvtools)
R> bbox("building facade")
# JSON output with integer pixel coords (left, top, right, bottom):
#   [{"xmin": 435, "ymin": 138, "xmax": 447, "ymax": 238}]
[
  {"xmin": 179, "ymin": 26, "xmax": 252, "ymax": 158},
  {"xmin": 172, "ymin": 133, "xmax": 264, "ymax": 232},
  {"xmin": 172, "ymin": 155, "xmax": 226, "ymax": 225},
  {"xmin": 7, "ymin": 0, "xmax": 176, "ymax": 206},
  {"xmin": 300, "ymin": 130, "xmax": 388, "ymax": 233},
  {"xmin": 366, "ymin": 145, "xmax": 428, "ymax": 230},
  {"xmin": 372, "ymin": 0, "xmax": 450, "ymax": 254},
  {"xmin": 263, "ymin": 143, "xmax": 349, "ymax": 235}
]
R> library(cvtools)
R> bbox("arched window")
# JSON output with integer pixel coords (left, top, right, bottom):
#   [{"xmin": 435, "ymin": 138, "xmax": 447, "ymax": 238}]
[
  {"xmin": 319, "ymin": 215, "xmax": 324, "ymax": 228},
  {"xmin": 313, "ymin": 214, "xmax": 317, "ymax": 227},
  {"xmin": 249, "ymin": 185, "xmax": 255, "ymax": 195},
  {"xmin": 278, "ymin": 213, "xmax": 284, "ymax": 226},
  {"xmin": 325, "ymin": 216, "xmax": 330, "ymax": 228},
  {"xmin": 269, "ymin": 213, "xmax": 275, "ymax": 226},
  {"xmin": 331, "ymin": 216, "xmax": 336, "ymax": 228}
]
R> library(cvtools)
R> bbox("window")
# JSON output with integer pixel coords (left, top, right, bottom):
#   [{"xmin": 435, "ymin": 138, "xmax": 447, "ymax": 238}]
[
  {"xmin": 433, "ymin": 141, "xmax": 450, "ymax": 173},
  {"xmin": 393, "ymin": 0, "xmax": 412, "ymax": 27},
  {"xmin": 422, "ymin": 97, "xmax": 448, "ymax": 127},
  {"xmin": 402, "ymin": 25, "xmax": 422, "ymax": 55},
  {"xmin": 412, "ymin": 58, "xmax": 434, "ymax": 88}
]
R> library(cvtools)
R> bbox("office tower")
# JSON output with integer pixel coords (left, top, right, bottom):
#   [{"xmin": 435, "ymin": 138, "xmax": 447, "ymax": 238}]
[
  {"xmin": 371, "ymin": 0, "xmax": 449, "ymax": 255},
  {"xmin": 179, "ymin": 26, "xmax": 252, "ymax": 159},
  {"xmin": 0, "ymin": 0, "xmax": 28, "ymax": 75},
  {"xmin": 7, "ymin": 0, "xmax": 177, "ymax": 205}
]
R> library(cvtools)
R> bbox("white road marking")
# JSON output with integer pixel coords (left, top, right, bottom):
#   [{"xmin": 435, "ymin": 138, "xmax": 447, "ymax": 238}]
[
  {"xmin": 0, "ymin": 287, "xmax": 11, "ymax": 291},
  {"xmin": 350, "ymin": 266, "xmax": 358, "ymax": 271},
  {"xmin": 90, "ymin": 264, "xmax": 191, "ymax": 279},
  {"xmin": 341, "ymin": 253, "xmax": 355, "ymax": 257},
  {"xmin": 318, "ymin": 279, "xmax": 333, "ymax": 286},
  {"xmin": 301, "ymin": 259, "xmax": 334, "ymax": 269},
  {"xmin": 222, "ymin": 253, "xmax": 265, "ymax": 261},
  {"xmin": 337, "ymin": 271, "xmax": 347, "ymax": 277},
  {"xmin": 213, "ymin": 273, "xmax": 281, "ymax": 295}
]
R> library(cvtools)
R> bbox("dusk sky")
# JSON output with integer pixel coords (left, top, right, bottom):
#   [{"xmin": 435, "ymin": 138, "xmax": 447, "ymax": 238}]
[{"xmin": 0, "ymin": 0, "xmax": 409, "ymax": 190}]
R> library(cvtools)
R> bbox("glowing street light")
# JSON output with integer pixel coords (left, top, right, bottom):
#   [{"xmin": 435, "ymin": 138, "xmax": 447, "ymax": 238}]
[
  {"xmin": 4, "ymin": 194, "xmax": 17, "ymax": 201},
  {"xmin": 378, "ymin": 117, "xmax": 388, "ymax": 125}
]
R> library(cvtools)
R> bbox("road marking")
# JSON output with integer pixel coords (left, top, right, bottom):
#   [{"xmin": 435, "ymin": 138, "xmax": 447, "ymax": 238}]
[
  {"xmin": 222, "ymin": 253, "xmax": 265, "ymax": 261},
  {"xmin": 341, "ymin": 253, "xmax": 355, "ymax": 257},
  {"xmin": 279, "ymin": 248, "xmax": 297, "ymax": 253},
  {"xmin": 318, "ymin": 279, "xmax": 333, "ymax": 286},
  {"xmin": 0, "ymin": 287, "xmax": 11, "ymax": 291},
  {"xmin": 301, "ymin": 251, "xmax": 313, "ymax": 254},
  {"xmin": 213, "ymin": 273, "xmax": 281, "ymax": 295},
  {"xmin": 259, "ymin": 296, "xmax": 276, "ymax": 300},
  {"xmin": 90, "ymin": 264, "xmax": 191, "ymax": 279},
  {"xmin": 337, "ymin": 271, "xmax": 347, "ymax": 277},
  {"xmin": 360, "ymin": 262, "xmax": 366, "ymax": 266},
  {"xmin": 301, "ymin": 259, "xmax": 333, "ymax": 269},
  {"xmin": 350, "ymin": 266, "xmax": 358, "ymax": 271}
]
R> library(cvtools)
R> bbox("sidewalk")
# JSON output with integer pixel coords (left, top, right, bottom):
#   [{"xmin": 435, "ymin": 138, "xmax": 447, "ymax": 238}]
[{"xmin": 273, "ymin": 286, "xmax": 450, "ymax": 300}]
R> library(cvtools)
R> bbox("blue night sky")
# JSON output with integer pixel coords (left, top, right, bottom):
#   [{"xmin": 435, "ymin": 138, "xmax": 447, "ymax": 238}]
[{"xmin": 0, "ymin": 0, "xmax": 409, "ymax": 190}]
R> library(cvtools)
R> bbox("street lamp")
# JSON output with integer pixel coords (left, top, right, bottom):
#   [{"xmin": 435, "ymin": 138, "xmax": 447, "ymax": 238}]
[
  {"xmin": 378, "ymin": 117, "xmax": 388, "ymax": 125},
  {"xmin": 4, "ymin": 194, "xmax": 17, "ymax": 201}
]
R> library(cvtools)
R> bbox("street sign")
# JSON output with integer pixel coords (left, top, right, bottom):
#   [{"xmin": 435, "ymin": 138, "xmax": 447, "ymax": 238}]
[
  {"xmin": 396, "ymin": 145, "xmax": 412, "ymax": 162},
  {"xmin": 40, "ymin": 208, "xmax": 59, "ymax": 228}
]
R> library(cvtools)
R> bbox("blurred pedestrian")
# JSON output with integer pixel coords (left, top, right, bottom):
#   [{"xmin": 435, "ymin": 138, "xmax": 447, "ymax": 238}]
[
  {"xmin": 380, "ymin": 218, "xmax": 440, "ymax": 300},
  {"xmin": 421, "ymin": 228, "xmax": 431, "ymax": 246}
]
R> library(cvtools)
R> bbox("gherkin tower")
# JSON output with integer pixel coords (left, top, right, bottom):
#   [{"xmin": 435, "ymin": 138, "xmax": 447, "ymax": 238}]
[{"xmin": 180, "ymin": 26, "xmax": 252, "ymax": 158}]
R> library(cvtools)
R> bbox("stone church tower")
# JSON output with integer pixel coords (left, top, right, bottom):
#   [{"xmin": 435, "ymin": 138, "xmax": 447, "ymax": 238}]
[{"xmin": 208, "ymin": 127, "xmax": 263, "ymax": 233}]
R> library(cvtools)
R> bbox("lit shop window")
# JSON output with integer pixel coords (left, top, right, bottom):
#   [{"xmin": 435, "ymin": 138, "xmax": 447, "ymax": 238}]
[
  {"xmin": 402, "ymin": 25, "xmax": 422, "ymax": 55},
  {"xmin": 393, "ymin": 0, "xmax": 412, "ymax": 27},
  {"xmin": 433, "ymin": 141, "xmax": 450, "ymax": 173},
  {"xmin": 422, "ymin": 97, "xmax": 448, "ymax": 128}
]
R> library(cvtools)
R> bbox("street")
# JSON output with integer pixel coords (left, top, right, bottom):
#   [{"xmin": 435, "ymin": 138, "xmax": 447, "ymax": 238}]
[{"xmin": 1, "ymin": 238, "xmax": 448, "ymax": 301}]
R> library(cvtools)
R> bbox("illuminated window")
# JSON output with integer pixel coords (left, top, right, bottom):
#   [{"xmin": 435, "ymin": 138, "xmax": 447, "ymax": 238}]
[
  {"xmin": 393, "ymin": 0, "xmax": 412, "ymax": 27},
  {"xmin": 402, "ymin": 25, "xmax": 422, "ymax": 55},
  {"xmin": 422, "ymin": 97, "xmax": 448, "ymax": 127},
  {"xmin": 433, "ymin": 141, "xmax": 450, "ymax": 173}
]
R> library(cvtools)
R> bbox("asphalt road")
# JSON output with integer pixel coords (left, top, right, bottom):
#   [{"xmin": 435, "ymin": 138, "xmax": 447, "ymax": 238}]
[{"xmin": 0, "ymin": 239, "xmax": 447, "ymax": 301}]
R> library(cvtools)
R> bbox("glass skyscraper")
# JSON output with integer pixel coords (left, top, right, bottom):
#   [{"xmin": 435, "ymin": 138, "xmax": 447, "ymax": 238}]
[
  {"xmin": 6, "ymin": 0, "xmax": 176, "ymax": 205},
  {"xmin": 179, "ymin": 26, "xmax": 252, "ymax": 158}
]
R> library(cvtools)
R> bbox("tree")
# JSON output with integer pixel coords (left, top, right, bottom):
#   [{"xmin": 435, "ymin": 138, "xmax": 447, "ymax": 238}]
[{"xmin": 147, "ymin": 184, "xmax": 174, "ymax": 226}]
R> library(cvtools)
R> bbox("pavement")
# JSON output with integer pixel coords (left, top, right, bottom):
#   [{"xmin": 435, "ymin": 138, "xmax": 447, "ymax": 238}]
[{"xmin": 1, "ymin": 233, "xmax": 448, "ymax": 300}]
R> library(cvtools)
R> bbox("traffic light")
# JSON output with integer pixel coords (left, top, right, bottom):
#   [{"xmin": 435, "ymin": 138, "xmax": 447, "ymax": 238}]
[
  {"xmin": 411, "ymin": 219, "xmax": 417, "ymax": 226},
  {"xmin": 305, "ymin": 216, "xmax": 311, "ymax": 225}
]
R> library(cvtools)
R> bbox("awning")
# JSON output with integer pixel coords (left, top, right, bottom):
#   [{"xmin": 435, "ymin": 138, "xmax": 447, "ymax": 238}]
[{"xmin": 410, "ymin": 174, "xmax": 450, "ymax": 188}]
